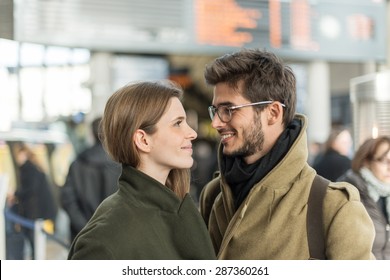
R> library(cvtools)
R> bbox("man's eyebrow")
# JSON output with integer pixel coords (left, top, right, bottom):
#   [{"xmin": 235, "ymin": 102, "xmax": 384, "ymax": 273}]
[{"xmin": 213, "ymin": 102, "xmax": 234, "ymax": 107}]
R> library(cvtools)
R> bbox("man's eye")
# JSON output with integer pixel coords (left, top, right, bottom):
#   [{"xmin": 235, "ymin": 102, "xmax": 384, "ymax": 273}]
[{"xmin": 223, "ymin": 108, "xmax": 231, "ymax": 114}]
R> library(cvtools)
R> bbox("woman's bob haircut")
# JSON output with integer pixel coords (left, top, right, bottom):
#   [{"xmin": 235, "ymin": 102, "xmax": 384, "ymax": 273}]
[{"xmin": 100, "ymin": 80, "xmax": 191, "ymax": 198}]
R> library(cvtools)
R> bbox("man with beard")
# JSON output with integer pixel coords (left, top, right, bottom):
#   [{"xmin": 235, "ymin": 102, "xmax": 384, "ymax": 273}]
[{"xmin": 199, "ymin": 49, "xmax": 375, "ymax": 260}]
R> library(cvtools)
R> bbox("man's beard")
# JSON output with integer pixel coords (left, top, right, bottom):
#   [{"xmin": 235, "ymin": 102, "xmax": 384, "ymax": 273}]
[{"xmin": 225, "ymin": 113, "xmax": 264, "ymax": 158}]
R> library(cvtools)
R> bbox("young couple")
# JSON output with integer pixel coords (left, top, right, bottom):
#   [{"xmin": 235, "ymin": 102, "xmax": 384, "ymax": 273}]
[{"xmin": 69, "ymin": 49, "xmax": 375, "ymax": 260}]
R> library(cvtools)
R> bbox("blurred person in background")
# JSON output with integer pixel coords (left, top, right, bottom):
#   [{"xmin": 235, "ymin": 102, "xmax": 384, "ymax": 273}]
[
  {"xmin": 190, "ymin": 137, "xmax": 218, "ymax": 204},
  {"xmin": 313, "ymin": 126, "xmax": 352, "ymax": 181},
  {"xmin": 68, "ymin": 80, "xmax": 215, "ymax": 259},
  {"xmin": 308, "ymin": 141, "xmax": 323, "ymax": 166},
  {"xmin": 61, "ymin": 117, "xmax": 121, "ymax": 242},
  {"xmin": 338, "ymin": 136, "xmax": 390, "ymax": 259},
  {"xmin": 7, "ymin": 142, "xmax": 57, "ymax": 259}
]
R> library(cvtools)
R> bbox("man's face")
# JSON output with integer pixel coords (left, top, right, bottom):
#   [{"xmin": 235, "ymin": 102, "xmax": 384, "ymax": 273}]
[{"xmin": 210, "ymin": 82, "xmax": 265, "ymax": 163}]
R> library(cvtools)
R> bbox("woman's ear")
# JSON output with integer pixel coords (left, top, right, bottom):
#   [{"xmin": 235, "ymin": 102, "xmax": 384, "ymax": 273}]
[
  {"xmin": 267, "ymin": 102, "xmax": 284, "ymax": 125},
  {"xmin": 133, "ymin": 129, "xmax": 151, "ymax": 152}
]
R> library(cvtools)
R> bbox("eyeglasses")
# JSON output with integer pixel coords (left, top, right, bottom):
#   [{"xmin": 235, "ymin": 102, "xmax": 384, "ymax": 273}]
[{"xmin": 208, "ymin": 101, "xmax": 286, "ymax": 123}]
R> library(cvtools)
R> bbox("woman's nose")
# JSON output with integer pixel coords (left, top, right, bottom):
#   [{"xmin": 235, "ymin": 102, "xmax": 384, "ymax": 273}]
[{"xmin": 187, "ymin": 125, "xmax": 197, "ymax": 140}]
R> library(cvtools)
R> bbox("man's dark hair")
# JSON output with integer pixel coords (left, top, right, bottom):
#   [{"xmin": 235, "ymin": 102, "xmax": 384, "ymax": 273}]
[{"xmin": 204, "ymin": 48, "xmax": 297, "ymax": 126}]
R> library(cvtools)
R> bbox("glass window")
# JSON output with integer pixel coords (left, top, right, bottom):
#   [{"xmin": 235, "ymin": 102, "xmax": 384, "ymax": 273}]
[
  {"xmin": 0, "ymin": 39, "xmax": 19, "ymax": 67},
  {"xmin": 45, "ymin": 46, "xmax": 72, "ymax": 66},
  {"xmin": 0, "ymin": 39, "xmax": 91, "ymax": 123},
  {"xmin": 20, "ymin": 43, "xmax": 45, "ymax": 66}
]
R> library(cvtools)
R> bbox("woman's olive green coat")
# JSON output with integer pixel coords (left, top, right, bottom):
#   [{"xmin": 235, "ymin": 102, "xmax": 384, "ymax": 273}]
[{"xmin": 68, "ymin": 165, "xmax": 216, "ymax": 260}]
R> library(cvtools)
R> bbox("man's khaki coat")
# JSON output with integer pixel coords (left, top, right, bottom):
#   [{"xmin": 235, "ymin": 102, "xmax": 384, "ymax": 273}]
[{"xmin": 200, "ymin": 114, "xmax": 375, "ymax": 260}]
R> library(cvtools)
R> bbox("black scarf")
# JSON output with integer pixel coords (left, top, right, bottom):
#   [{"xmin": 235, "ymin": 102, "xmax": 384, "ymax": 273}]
[{"xmin": 221, "ymin": 118, "xmax": 302, "ymax": 209}]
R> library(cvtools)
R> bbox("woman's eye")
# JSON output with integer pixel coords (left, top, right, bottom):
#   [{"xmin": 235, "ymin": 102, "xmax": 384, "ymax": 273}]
[{"xmin": 174, "ymin": 120, "xmax": 182, "ymax": 127}]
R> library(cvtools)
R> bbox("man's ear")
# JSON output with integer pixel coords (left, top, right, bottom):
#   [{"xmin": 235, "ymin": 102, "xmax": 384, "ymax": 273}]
[
  {"xmin": 267, "ymin": 102, "xmax": 284, "ymax": 125},
  {"xmin": 133, "ymin": 129, "xmax": 151, "ymax": 152}
]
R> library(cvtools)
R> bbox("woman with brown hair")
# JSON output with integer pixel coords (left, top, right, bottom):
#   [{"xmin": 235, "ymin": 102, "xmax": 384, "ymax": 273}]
[
  {"xmin": 68, "ymin": 80, "xmax": 215, "ymax": 260},
  {"xmin": 339, "ymin": 136, "xmax": 390, "ymax": 259}
]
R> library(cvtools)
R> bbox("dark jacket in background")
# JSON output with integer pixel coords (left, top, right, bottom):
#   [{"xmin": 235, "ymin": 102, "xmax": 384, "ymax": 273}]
[
  {"xmin": 61, "ymin": 143, "xmax": 121, "ymax": 241},
  {"xmin": 10, "ymin": 159, "xmax": 57, "ymax": 260},
  {"xmin": 68, "ymin": 165, "xmax": 216, "ymax": 260},
  {"xmin": 313, "ymin": 149, "xmax": 351, "ymax": 181},
  {"xmin": 16, "ymin": 160, "xmax": 57, "ymax": 221},
  {"xmin": 338, "ymin": 170, "xmax": 390, "ymax": 260}
]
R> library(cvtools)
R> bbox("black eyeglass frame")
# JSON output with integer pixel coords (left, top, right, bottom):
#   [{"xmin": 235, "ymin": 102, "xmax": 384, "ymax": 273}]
[{"xmin": 208, "ymin": 101, "xmax": 286, "ymax": 123}]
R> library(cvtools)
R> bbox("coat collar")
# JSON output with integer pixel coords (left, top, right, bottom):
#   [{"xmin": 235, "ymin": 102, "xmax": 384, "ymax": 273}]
[
  {"xmin": 118, "ymin": 165, "xmax": 188, "ymax": 213},
  {"xmin": 263, "ymin": 113, "xmax": 308, "ymax": 187}
]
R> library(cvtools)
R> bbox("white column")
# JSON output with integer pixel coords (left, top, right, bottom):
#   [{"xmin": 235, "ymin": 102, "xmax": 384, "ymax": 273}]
[
  {"xmin": 34, "ymin": 219, "xmax": 47, "ymax": 260},
  {"xmin": 307, "ymin": 61, "xmax": 331, "ymax": 144},
  {"xmin": 88, "ymin": 52, "xmax": 113, "ymax": 122}
]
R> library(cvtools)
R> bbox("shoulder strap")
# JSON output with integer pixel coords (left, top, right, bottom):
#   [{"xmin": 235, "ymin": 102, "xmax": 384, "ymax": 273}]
[{"xmin": 307, "ymin": 174, "xmax": 330, "ymax": 260}]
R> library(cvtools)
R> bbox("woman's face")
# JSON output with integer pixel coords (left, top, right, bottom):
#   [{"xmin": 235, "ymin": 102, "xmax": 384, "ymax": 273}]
[
  {"xmin": 147, "ymin": 97, "xmax": 197, "ymax": 171},
  {"xmin": 368, "ymin": 142, "xmax": 390, "ymax": 184}
]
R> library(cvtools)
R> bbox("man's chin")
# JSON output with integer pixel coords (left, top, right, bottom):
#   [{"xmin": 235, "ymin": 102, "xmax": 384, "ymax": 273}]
[{"xmin": 222, "ymin": 147, "xmax": 245, "ymax": 158}]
